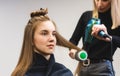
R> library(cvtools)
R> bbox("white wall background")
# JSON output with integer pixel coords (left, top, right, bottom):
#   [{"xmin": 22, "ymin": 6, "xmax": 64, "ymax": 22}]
[{"xmin": 0, "ymin": 0, "xmax": 119, "ymax": 76}]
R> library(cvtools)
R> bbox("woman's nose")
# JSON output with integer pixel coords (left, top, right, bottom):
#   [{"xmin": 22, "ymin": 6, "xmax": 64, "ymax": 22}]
[{"xmin": 49, "ymin": 34, "xmax": 55, "ymax": 42}]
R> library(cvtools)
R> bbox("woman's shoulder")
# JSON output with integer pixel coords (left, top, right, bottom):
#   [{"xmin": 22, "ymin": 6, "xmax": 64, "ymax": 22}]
[
  {"xmin": 53, "ymin": 62, "xmax": 68, "ymax": 69},
  {"xmin": 49, "ymin": 62, "xmax": 73, "ymax": 76}
]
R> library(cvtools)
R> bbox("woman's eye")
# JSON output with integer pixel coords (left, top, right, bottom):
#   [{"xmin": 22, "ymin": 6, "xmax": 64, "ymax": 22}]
[
  {"xmin": 53, "ymin": 32, "xmax": 56, "ymax": 36},
  {"xmin": 41, "ymin": 32, "xmax": 47, "ymax": 35},
  {"xmin": 102, "ymin": 0, "xmax": 109, "ymax": 2}
]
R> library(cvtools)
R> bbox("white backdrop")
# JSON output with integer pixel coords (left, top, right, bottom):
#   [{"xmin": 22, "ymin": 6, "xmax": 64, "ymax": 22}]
[{"xmin": 0, "ymin": 0, "xmax": 120, "ymax": 76}]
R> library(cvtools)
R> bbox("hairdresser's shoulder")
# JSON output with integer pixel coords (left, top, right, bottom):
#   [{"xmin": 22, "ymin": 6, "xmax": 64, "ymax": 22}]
[
  {"xmin": 80, "ymin": 10, "xmax": 92, "ymax": 19},
  {"xmin": 82, "ymin": 10, "xmax": 92, "ymax": 15}
]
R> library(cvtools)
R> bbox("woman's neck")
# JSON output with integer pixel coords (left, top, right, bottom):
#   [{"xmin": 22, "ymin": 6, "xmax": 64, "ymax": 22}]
[{"xmin": 34, "ymin": 50, "xmax": 50, "ymax": 60}]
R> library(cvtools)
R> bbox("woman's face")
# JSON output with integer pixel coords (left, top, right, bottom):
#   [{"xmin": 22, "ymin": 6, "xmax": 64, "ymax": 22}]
[
  {"xmin": 94, "ymin": 0, "xmax": 111, "ymax": 13},
  {"xmin": 33, "ymin": 21, "xmax": 56, "ymax": 55}
]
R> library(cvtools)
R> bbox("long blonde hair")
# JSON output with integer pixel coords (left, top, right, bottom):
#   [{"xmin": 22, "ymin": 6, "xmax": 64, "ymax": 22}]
[
  {"xmin": 93, "ymin": 0, "xmax": 120, "ymax": 29},
  {"xmin": 11, "ymin": 8, "xmax": 81, "ymax": 76}
]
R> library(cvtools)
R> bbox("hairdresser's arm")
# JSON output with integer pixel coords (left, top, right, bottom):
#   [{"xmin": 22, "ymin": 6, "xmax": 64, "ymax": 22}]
[
  {"xmin": 91, "ymin": 24, "xmax": 111, "ymax": 42},
  {"xmin": 111, "ymin": 36, "xmax": 120, "ymax": 47},
  {"xmin": 92, "ymin": 24, "xmax": 120, "ymax": 47},
  {"xmin": 69, "ymin": 13, "xmax": 87, "ymax": 59}
]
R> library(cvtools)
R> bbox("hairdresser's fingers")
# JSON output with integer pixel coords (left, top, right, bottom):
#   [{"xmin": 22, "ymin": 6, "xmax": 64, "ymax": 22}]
[
  {"xmin": 92, "ymin": 24, "xmax": 107, "ymax": 36},
  {"xmin": 69, "ymin": 49, "xmax": 77, "ymax": 59},
  {"xmin": 92, "ymin": 24, "xmax": 100, "ymax": 35}
]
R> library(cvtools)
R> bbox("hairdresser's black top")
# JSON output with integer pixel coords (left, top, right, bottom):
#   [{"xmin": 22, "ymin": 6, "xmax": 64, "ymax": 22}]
[
  {"xmin": 25, "ymin": 52, "xmax": 73, "ymax": 76},
  {"xmin": 70, "ymin": 9, "xmax": 120, "ymax": 61}
]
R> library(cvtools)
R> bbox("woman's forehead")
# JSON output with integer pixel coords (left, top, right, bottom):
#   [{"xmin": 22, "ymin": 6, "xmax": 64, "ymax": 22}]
[{"xmin": 36, "ymin": 21, "xmax": 56, "ymax": 31}]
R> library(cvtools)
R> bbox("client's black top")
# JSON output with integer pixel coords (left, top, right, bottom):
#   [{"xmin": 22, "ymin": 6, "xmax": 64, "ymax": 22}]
[
  {"xmin": 25, "ymin": 52, "xmax": 73, "ymax": 76},
  {"xmin": 70, "ymin": 9, "xmax": 120, "ymax": 61}
]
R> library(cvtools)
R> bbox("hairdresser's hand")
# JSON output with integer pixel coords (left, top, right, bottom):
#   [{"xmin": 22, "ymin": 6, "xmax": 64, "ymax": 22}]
[
  {"xmin": 91, "ymin": 24, "xmax": 111, "ymax": 41},
  {"xmin": 69, "ymin": 49, "xmax": 77, "ymax": 59}
]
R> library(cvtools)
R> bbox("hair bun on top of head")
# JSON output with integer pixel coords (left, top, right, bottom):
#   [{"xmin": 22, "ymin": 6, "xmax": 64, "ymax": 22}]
[{"xmin": 30, "ymin": 8, "xmax": 48, "ymax": 18}]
